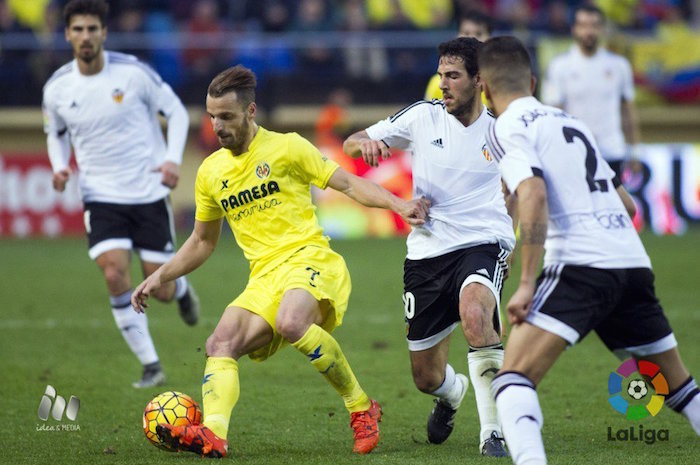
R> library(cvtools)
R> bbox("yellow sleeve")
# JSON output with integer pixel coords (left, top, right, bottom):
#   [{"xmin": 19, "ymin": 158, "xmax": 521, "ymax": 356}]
[
  {"xmin": 425, "ymin": 74, "xmax": 443, "ymax": 100},
  {"xmin": 194, "ymin": 160, "xmax": 224, "ymax": 222},
  {"xmin": 288, "ymin": 133, "xmax": 339, "ymax": 189}
]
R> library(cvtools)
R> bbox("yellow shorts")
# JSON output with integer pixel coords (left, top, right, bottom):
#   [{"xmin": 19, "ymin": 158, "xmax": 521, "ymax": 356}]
[{"xmin": 231, "ymin": 245, "xmax": 352, "ymax": 361}]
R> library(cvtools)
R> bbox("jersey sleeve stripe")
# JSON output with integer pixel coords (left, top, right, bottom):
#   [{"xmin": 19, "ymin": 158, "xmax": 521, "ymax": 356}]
[
  {"xmin": 43, "ymin": 63, "xmax": 73, "ymax": 91},
  {"xmin": 485, "ymin": 125, "xmax": 503, "ymax": 162},
  {"xmin": 389, "ymin": 100, "xmax": 429, "ymax": 122},
  {"xmin": 389, "ymin": 99, "xmax": 443, "ymax": 123},
  {"xmin": 109, "ymin": 54, "xmax": 163, "ymax": 85},
  {"xmin": 531, "ymin": 167, "xmax": 544, "ymax": 177},
  {"xmin": 488, "ymin": 122, "xmax": 507, "ymax": 161}
]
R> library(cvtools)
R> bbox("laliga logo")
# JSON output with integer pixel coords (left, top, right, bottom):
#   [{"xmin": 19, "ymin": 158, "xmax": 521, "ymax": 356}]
[
  {"xmin": 608, "ymin": 358, "xmax": 668, "ymax": 420},
  {"xmin": 606, "ymin": 359, "xmax": 670, "ymax": 444},
  {"xmin": 37, "ymin": 385, "xmax": 80, "ymax": 421}
]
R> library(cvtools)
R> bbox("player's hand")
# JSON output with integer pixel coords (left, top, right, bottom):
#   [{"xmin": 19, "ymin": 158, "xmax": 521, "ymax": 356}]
[
  {"xmin": 359, "ymin": 138, "xmax": 391, "ymax": 167},
  {"xmin": 506, "ymin": 282, "xmax": 535, "ymax": 325},
  {"xmin": 398, "ymin": 196, "xmax": 431, "ymax": 226},
  {"xmin": 52, "ymin": 169, "xmax": 70, "ymax": 192},
  {"xmin": 157, "ymin": 161, "xmax": 180, "ymax": 188},
  {"xmin": 131, "ymin": 272, "xmax": 163, "ymax": 313}
]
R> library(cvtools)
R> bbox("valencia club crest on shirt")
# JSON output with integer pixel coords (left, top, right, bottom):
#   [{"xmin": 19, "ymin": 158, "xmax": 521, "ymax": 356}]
[
  {"xmin": 112, "ymin": 88, "xmax": 124, "ymax": 104},
  {"xmin": 481, "ymin": 144, "xmax": 492, "ymax": 162},
  {"xmin": 255, "ymin": 162, "xmax": 271, "ymax": 180}
]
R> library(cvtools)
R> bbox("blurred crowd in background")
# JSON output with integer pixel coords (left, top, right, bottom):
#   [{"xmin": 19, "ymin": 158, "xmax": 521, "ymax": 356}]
[{"xmin": 1, "ymin": 0, "xmax": 699, "ymax": 106}]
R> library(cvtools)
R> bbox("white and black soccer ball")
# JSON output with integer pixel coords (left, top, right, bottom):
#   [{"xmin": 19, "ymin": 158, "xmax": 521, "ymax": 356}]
[{"xmin": 627, "ymin": 379, "xmax": 648, "ymax": 400}]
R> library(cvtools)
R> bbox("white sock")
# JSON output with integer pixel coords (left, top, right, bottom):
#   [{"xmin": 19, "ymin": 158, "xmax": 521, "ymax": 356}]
[
  {"xmin": 468, "ymin": 344, "xmax": 504, "ymax": 443},
  {"xmin": 492, "ymin": 371, "xmax": 546, "ymax": 465},
  {"xmin": 110, "ymin": 290, "xmax": 159, "ymax": 365},
  {"xmin": 665, "ymin": 376, "xmax": 700, "ymax": 435},
  {"xmin": 174, "ymin": 276, "xmax": 188, "ymax": 300},
  {"xmin": 430, "ymin": 363, "xmax": 466, "ymax": 408}
]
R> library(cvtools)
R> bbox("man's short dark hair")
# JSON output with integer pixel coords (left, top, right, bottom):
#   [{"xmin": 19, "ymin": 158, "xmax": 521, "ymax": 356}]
[
  {"xmin": 438, "ymin": 37, "xmax": 481, "ymax": 78},
  {"xmin": 63, "ymin": 0, "xmax": 109, "ymax": 27},
  {"xmin": 477, "ymin": 36, "xmax": 533, "ymax": 93},
  {"xmin": 207, "ymin": 65, "xmax": 257, "ymax": 107},
  {"xmin": 460, "ymin": 10, "xmax": 494, "ymax": 35},
  {"xmin": 574, "ymin": 4, "xmax": 606, "ymax": 22}
]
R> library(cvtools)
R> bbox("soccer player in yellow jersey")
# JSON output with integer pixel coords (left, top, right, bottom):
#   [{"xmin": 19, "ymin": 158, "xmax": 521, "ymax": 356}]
[
  {"xmin": 425, "ymin": 10, "xmax": 492, "ymax": 104},
  {"xmin": 131, "ymin": 65, "xmax": 430, "ymax": 458}
]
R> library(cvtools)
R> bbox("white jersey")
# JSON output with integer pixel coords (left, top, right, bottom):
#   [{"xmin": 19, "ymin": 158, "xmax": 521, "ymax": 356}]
[
  {"xmin": 42, "ymin": 51, "xmax": 187, "ymax": 204},
  {"xmin": 542, "ymin": 46, "xmax": 634, "ymax": 161},
  {"xmin": 366, "ymin": 101, "xmax": 515, "ymax": 260},
  {"xmin": 486, "ymin": 96, "xmax": 650, "ymax": 269}
]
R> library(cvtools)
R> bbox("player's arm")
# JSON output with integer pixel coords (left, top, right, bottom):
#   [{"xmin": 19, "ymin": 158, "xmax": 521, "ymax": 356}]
[
  {"xmin": 144, "ymin": 68, "xmax": 190, "ymax": 188},
  {"xmin": 509, "ymin": 176, "xmax": 548, "ymax": 325},
  {"xmin": 616, "ymin": 183, "xmax": 637, "ymax": 219},
  {"xmin": 159, "ymin": 97, "xmax": 189, "ymax": 188},
  {"xmin": 621, "ymin": 99, "xmax": 642, "ymax": 174},
  {"xmin": 46, "ymin": 130, "xmax": 72, "ymax": 192},
  {"xmin": 503, "ymin": 181, "xmax": 519, "ymax": 234},
  {"xmin": 326, "ymin": 167, "xmax": 430, "ymax": 226},
  {"xmin": 131, "ymin": 218, "xmax": 222, "ymax": 312},
  {"xmin": 43, "ymin": 95, "xmax": 72, "ymax": 192},
  {"xmin": 502, "ymin": 181, "xmax": 518, "ymax": 277},
  {"xmin": 343, "ymin": 130, "xmax": 391, "ymax": 168}
]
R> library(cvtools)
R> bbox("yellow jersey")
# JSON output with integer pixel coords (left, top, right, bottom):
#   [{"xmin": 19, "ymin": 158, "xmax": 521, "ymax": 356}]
[
  {"xmin": 425, "ymin": 73, "xmax": 490, "ymax": 107},
  {"xmin": 194, "ymin": 127, "xmax": 340, "ymax": 277}
]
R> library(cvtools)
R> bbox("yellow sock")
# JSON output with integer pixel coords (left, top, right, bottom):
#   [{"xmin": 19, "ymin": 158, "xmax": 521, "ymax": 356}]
[
  {"xmin": 201, "ymin": 356, "xmax": 239, "ymax": 439},
  {"xmin": 292, "ymin": 324, "xmax": 371, "ymax": 413}
]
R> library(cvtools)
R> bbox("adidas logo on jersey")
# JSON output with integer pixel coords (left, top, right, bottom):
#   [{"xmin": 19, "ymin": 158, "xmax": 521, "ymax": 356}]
[
  {"xmin": 431, "ymin": 138, "xmax": 444, "ymax": 148},
  {"xmin": 475, "ymin": 268, "xmax": 490, "ymax": 278}
]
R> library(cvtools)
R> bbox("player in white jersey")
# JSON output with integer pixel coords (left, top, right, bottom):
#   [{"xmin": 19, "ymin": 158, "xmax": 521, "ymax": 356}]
[
  {"xmin": 478, "ymin": 36, "xmax": 700, "ymax": 465},
  {"xmin": 42, "ymin": 0, "xmax": 200, "ymax": 388},
  {"xmin": 344, "ymin": 37, "xmax": 515, "ymax": 457},
  {"xmin": 542, "ymin": 5, "xmax": 641, "ymax": 178}
]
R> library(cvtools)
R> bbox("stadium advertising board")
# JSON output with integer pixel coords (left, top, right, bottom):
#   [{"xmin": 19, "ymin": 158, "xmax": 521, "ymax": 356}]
[
  {"xmin": 1, "ymin": 145, "xmax": 698, "ymax": 237},
  {"xmin": 0, "ymin": 154, "xmax": 83, "ymax": 237}
]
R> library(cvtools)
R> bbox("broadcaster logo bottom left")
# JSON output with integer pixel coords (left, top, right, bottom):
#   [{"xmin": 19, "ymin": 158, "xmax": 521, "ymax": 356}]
[{"xmin": 37, "ymin": 384, "xmax": 81, "ymax": 431}]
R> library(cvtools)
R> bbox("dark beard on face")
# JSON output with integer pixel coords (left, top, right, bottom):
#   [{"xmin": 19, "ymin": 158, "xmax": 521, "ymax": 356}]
[
  {"xmin": 226, "ymin": 118, "xmax": 250, "ymax": 154},
  {"xmin": 449, "ymin": 93, "xmax": 475, "ymax": 119}
]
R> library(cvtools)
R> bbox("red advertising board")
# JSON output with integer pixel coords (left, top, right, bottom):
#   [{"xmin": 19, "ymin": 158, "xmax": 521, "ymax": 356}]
[{"xmin": 0, "ymin": 154, "xmax": 84, "ymax": 237}]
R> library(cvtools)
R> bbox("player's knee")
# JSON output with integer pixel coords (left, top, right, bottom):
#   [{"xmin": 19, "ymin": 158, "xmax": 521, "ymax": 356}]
[
  {"xmin": 205, "ymin": 333, "xmax": 236, "ymax": 358},
  {"xmin": 274, "ymin": 312, "xmax": 307, "ymax": 343},
  {"xmin": 412, "ymin": 366, "xmax": 443, "ymax": 393},
  {"xmin": 460, "ymin": 303, "xmax": 488, "ymax": 342},
  {"xmin": 102, "ymin": 265, "xmax": 129, "ymax": 293}
]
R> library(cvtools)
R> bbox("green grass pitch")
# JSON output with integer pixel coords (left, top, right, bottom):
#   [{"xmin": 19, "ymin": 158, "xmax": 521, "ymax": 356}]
[{"xmin": 1, "ymin": 231, "xmax": 698, "ymax": 464}]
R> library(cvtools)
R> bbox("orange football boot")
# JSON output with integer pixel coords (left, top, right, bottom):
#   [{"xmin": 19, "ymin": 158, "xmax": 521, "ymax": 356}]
[
  {"xmin": 350, "ymin": 399, "xmax": 382, "ymax": 454},
  {"xmin": 156, "ymin": 424, "xmax": 228, "ymax": 458}
]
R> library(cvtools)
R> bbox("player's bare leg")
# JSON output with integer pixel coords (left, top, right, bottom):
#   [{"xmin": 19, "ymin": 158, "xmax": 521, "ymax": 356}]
[
  {"xmin": 492, "ymin": 323, "xmax": 568, "ymax": 465},
  {"xmin": 160, "ymin": 307, "xmax": 273, "ymax": 458},
  {"xmin": 636, "ymin": 347, "xmax": 700, "ymax": 434},
  {"xmin": 142, "ymin": 260, "xmax": 199, "ymax": 326},
  {"xmin": 459, "ymin": 282, "xmax": 507, "ymax": 456},
  {"xmin": 97, "ymin": 248, "xmax": 163, "ymax": 388},
  {"xmin": 277, "ymin": 289, "xmax": 382, "ymax": 454},
  {"xmin": 409, "ymin": 337, "xmax": 469, "ymax": 444}
]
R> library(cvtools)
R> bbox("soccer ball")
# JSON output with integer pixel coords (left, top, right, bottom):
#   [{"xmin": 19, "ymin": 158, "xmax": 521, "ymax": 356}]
[
  {"xmin": 143, "ymin": 391, "xmax": 202, "ymax": 450},
  {"xmin": 627, "ymin": 379, "xmax": 648, "ymax": 400}
]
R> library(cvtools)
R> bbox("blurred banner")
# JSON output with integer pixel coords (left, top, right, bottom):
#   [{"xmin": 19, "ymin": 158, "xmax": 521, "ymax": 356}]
[
  {"xmin": 0, "ymin": 154, "xmax": 82, "ymax": 237},
  {"xmin": 1, "ymin": 145, "xmax": 698, "ymax": 238},
  {"xmin": 538, "ymin": 28, "xmax": 700, "ymax": 105},
  {"xmin": 313, "ymin": 143, "xmax": 700, "ymax": 239}
]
